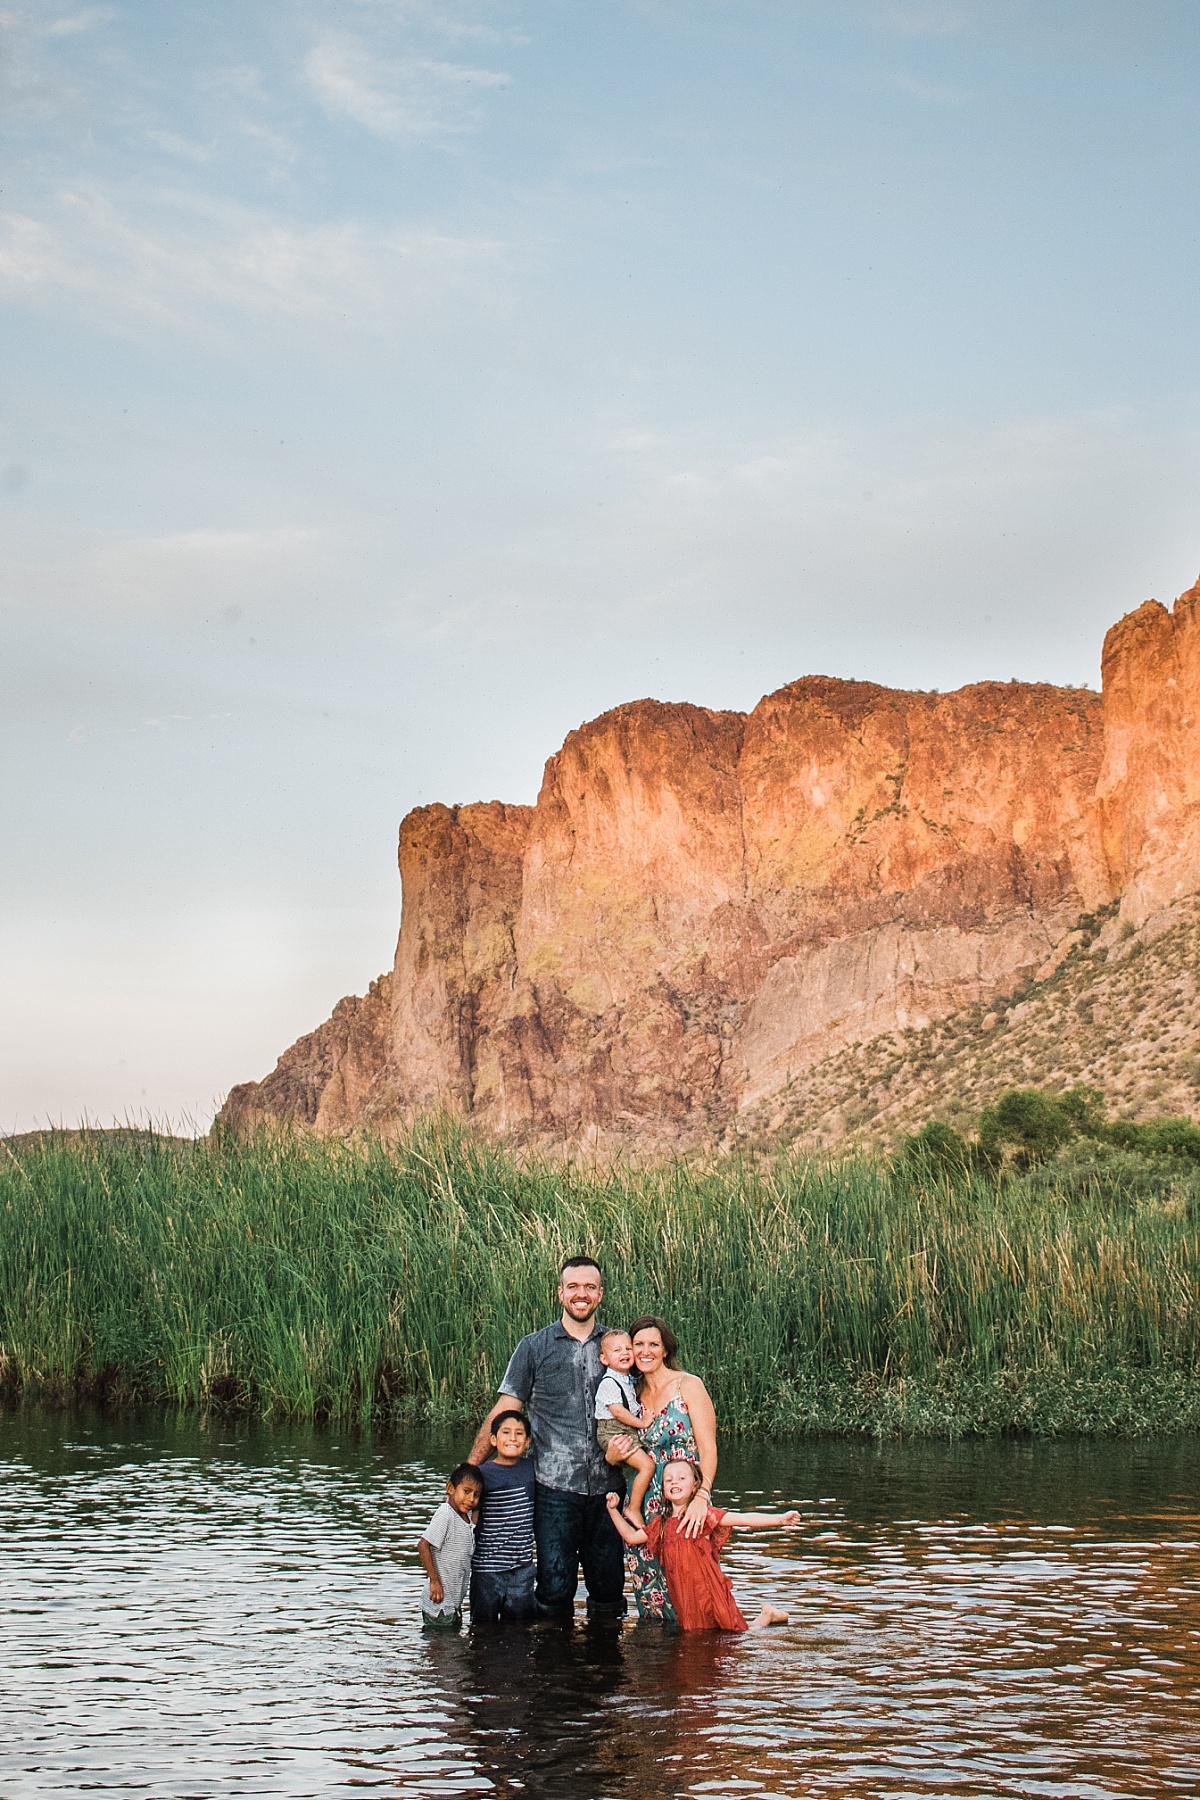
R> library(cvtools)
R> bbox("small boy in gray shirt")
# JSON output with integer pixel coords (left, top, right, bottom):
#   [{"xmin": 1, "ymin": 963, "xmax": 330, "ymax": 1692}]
[{"xmin": 418, "ymin": 1462, "xmax": 483, "ymax": 1629}]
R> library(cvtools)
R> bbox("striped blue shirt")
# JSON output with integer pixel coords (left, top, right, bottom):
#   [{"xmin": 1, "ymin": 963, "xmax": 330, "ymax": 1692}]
[{"xmin": 472, "ymin": 1457, "xmax": 535, "ymax": 1572}]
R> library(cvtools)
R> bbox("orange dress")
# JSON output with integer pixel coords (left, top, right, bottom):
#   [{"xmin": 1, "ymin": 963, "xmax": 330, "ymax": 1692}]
[{"xmin": 644, "ymin": 1507, "xmax": 748, "ymax": 1632}]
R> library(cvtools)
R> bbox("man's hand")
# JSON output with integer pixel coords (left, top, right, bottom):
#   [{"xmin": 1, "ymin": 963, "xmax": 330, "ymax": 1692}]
[
  {"xmin": 680, "ymin": 1489, "xmax": 709, "ymax": 1538},
  {"xmin": 428, "ymin": 1575, "xmax": 444, "ymax": 1605},
  {"xmin": 607, "ymin": 1433, "xmax": 634, "ymax": 1458}
]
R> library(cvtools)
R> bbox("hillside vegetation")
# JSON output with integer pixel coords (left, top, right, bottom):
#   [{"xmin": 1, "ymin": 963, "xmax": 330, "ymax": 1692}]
[
  {"xmin": 2, "ymin": 1119, "xmax": 1198, "ymax": 1438},
  {"xmin": 737, "ymin": 896, "xmax": 1200, "ymax": 1154}
]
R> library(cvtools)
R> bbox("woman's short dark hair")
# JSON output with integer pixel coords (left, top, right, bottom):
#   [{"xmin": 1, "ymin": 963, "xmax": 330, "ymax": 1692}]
[{"xmin": 628, "ymin": 1315, "xmax": 680, "ymax": 1369}]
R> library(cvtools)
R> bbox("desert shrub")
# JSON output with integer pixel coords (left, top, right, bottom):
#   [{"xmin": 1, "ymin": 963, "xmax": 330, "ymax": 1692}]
[
  {"xmin": 918, "ymin": 1085, "xmax": 1200, "ymax": 1197},
  {"xmin": 979, "ymin": 1088, "xmax": 1075, "ymax": 1170},
  {"xmin": 1011, "ymin": 1139, "xmax": 1200, "ymax": 1211},
  {"xmin": 896, "ymin": 1120, "xmax": 986, "ymax": 1184},
  {"xmin": 1134, "ymin": 1118, "xmax": 1200, "ymax": 1163}
]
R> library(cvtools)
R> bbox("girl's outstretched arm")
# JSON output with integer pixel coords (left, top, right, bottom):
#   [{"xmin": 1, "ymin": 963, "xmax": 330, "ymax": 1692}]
[
  {"xmin": 721, "ymin": 1509, "xmax": 802, "ymax": 1530},
  {"xmin": 604, "ymin": 1492, "xmax": 648, "ymax": 1545}
]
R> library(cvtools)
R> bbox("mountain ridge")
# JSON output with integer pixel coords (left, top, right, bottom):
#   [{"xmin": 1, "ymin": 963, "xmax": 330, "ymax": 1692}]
[{"xmin": 218, "ymin": 579, "xmax": 1200, "ymax": 1150}]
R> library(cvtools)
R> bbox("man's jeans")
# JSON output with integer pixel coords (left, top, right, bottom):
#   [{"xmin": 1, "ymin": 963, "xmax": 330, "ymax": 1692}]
[
  {"xmin": 469, "ymin": 1563, "xmax": 537, "ymax": 1624},
  {"xmin": 533, "ymin": 1484, "xmax": 627, "ymax": 1619}
]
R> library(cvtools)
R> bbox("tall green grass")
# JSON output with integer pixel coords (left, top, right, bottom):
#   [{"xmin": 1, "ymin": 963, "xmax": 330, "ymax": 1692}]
[{"xmin": 2, "ymin": 1119, "xmax": 1199, "ymax": 1436}]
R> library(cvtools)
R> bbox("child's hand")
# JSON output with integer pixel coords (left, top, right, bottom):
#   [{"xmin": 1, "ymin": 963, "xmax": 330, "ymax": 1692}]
[
  {"xmin": 428, "ymin": 1576, "xmax": 445, "ymax": 1604},
  {"xmin": 605, "ymin": 1492, "xmax": 621, "ymax": 1512},
  {"xmin": 780, "ymin": 1510, "xmax": 801, "ymax": 1528}
]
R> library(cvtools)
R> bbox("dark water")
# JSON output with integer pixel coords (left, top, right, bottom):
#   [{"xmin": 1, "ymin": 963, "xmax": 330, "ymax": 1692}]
[{"xmin": 2, "ymin": 1410, "xmax": 1198, "ymax": 1799}]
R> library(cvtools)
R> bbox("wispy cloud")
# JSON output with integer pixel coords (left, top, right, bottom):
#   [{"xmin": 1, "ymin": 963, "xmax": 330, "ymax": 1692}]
[
  {"xmin": 871, "ymin": 2, "xmax": 970, "ymax": 38},
  {"xmin": 42, "ymin": 7, "xmax": 114, "ymax": 37},
  {"xmin": 145, "ymin": 129, "xmax": 216, "ymax": 164},
  {"xmin": 0, "ymin": 185, "xmax": 506, "ymax": 343},
  {"xmin": 875, "ymin": 67, "xmax": 971, "ymax": 106},
  {"xmin": 302, "ymin": 30, "xmax": 509, "ymax": 140}
]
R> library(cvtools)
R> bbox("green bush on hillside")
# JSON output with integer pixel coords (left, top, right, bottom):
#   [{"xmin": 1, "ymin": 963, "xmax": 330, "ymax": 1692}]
[
  {"xmin": 980, "ymin": 1087, "xmax": 1084, "ymax": 1170},
  {"xmin": 897, "ymin": 1119, "xmax": 984, "ymax": 1180},
  {"xmin": 909, "ymin": 1084, "xmax": 1200, "ymax": 1192}
]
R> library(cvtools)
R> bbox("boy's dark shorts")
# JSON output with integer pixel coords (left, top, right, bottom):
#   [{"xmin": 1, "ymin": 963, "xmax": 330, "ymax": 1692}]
[{"xmin": 470, "ymin": 1563, "xmax": 537, "ymax": 1623}]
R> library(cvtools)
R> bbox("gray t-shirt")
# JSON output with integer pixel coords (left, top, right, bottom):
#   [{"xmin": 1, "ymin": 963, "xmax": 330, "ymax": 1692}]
[
  {"xmin": 500, "ymin": 1320, "xmax": 622, "ymax": 1497},
  {"xmin": 420, "ymin": 1501, "xmax": 475, "ymax": 1617}
]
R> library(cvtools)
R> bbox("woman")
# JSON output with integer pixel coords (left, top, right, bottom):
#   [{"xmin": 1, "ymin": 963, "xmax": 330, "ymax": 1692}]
[{"xmin": 620, "ymin": 1315, "xmax": 718, "ymax": 1623}]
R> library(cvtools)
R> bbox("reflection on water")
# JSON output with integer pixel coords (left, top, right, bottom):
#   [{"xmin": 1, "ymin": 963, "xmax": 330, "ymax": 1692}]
[{"xmin": 1, "ymin": 1409, "xmax": 1198, "ymax": 1798}]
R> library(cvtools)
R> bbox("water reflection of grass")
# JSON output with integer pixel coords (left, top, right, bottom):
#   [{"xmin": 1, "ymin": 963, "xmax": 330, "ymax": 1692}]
[{"xmin": 2, "ymin": 1119, "xmax": 1198, "ymax": 1436}]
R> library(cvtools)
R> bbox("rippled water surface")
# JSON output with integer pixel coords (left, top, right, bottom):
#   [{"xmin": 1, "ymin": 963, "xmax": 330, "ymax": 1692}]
[{"xmin": 2, "ymin": 1410, "xmax": 1198, "ymax": 1799}]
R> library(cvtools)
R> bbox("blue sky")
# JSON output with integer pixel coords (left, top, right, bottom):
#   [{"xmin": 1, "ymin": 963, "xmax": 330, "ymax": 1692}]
[{"xmin": 3, "ymin": 0, "xmax": 1200, "ymax": 1130}]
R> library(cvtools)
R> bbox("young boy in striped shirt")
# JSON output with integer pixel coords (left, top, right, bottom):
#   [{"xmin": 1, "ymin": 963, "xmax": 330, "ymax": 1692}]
[{"xmin": 469, "ymin": 1409, "xmax": 537, "ymax": 1622}]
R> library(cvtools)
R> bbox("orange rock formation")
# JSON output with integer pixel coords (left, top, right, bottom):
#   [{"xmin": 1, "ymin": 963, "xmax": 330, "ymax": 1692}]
[{"xmin": 219, "ymin": 582, "xmax": 1200, "ymax": 1146}]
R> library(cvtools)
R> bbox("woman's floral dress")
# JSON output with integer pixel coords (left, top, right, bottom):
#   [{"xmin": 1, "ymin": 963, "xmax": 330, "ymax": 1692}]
[{"xmin": 626, "ymin": 1382, "xmax": 699, "ymax": 1623}]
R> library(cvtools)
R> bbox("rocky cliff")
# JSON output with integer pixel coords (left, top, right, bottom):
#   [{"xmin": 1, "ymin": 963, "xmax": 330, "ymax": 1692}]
[{"xmin": 219, "ymin": 581, "xmax": 1200, "ymax": 1148}]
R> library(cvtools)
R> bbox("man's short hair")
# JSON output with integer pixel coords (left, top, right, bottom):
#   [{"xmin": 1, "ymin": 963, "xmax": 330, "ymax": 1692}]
[
  {"xmin": 448, "ymin": 1462, "xmax": 484, "ymax": 1488},
  {"xmin": 489, "ymin": 1409, "xmax": 531, "ymax": 1438},
  {"xmin": 560, "ymin": 1254, "xmax": 603, "ymax": 1280}
]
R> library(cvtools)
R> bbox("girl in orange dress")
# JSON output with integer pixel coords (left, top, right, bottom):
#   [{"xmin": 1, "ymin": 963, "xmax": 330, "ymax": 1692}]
[{"xmin": 606, "ymin": 1458, "xmax": 799, "ymax": 1632}]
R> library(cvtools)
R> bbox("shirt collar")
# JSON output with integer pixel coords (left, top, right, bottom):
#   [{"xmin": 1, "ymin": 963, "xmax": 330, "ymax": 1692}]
[{"xmin": 552, "ymin": 1317, "xmax": 605, "ymax": 1341}]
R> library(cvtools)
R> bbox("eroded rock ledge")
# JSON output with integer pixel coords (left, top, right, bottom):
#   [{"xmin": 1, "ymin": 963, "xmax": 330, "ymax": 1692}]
[{"xmin": 219, "ymin": 581, "xmax": 1200, "ymax": 1149}]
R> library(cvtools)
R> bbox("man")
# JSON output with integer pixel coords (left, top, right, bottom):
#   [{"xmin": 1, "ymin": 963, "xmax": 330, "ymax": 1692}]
[{"xmin": 469, "ymin": 1255, "xmax": 628, "ymax": 1621}]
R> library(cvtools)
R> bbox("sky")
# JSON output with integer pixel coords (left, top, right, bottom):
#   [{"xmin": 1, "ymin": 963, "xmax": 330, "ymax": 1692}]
[{"xmin": 3, "ymin": 0, "xmax": 1200, "ymax": 1132}]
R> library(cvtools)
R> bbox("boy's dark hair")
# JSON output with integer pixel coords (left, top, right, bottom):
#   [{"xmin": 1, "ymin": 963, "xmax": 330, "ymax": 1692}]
[
  {"xmin": 448, "ymin": 1462, "xmax": 484, "ymax": 1489},
  {"xmin": 561, "ymin": 1254, "xmax": 603, "ymax": 1279},
  {"xmin": 489, "ymin": 1409, "xmax": 531, "ymax": 1439}
]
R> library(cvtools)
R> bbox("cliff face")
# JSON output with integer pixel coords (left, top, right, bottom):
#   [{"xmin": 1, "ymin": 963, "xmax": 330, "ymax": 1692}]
[
  {"xmin": 1095, "ymin": 585, "xmax": 1200, "ymax": 923},
  {"xmin": 219, "ymin": 581, "xmax": 1200, "ymax": 1147}
]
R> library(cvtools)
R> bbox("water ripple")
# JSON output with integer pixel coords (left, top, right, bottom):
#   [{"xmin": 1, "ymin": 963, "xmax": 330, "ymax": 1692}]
[{"xmin": 1, "ymin": 1416, "xmax": 1197, "ymax": 1798}]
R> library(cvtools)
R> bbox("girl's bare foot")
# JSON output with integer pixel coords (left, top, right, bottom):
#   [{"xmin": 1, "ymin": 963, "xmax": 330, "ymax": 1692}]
[
  {"xmin": 747, "ymin": 1603, "xmax": 788, "ymax": 1631},
  {"xmin": 624, "ymin": 1507, "xmax": 646, "ymax": 1532}
]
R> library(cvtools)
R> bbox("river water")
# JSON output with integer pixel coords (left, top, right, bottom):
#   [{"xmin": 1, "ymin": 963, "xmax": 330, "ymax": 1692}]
[{"xmin": 2, "ymin": 1409, "xmax": 1198, "ymax": 1799}]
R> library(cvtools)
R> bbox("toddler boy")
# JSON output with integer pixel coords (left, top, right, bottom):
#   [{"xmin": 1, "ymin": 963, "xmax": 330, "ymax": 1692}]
[
  {"xmin": 594, "ymin": 1329, "xmax": 655, "ymax": 1529},
  {"xmin": 470, "ymin": 1409, "xmax": 537, "ymax": 1622},
  {"xmin": 418, "ymin": 1462, "xmax": 483, "ymax": 1629}
]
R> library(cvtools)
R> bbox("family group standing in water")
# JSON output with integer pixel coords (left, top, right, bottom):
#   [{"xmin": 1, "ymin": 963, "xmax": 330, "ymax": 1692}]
[{"xmin": 418, "ymin": 1256, "xmax": 800, "ymax": 1633}]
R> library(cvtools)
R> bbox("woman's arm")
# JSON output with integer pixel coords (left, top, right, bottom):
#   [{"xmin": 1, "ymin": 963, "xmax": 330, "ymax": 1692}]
[
  {"xmin": 680, "ymin": 1374, "xmax": 719, "ymax": 1538},
  {"xmin": 720, "ymin": 1509, "xmax": 801, "ymax": 1530},
  {"xmin": 604, "ymin": 1492, "xmax": 648, "ymax": 1545}
]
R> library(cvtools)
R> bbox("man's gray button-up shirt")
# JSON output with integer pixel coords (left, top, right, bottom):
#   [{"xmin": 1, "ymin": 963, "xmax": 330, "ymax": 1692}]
[{"xmin": 499, "ymin": 1320, "xmax": 617, "ymax": 1497}]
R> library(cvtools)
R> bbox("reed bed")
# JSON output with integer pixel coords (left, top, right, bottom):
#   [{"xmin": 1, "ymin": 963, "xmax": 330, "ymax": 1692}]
[{"xmin": 2, "ymin": 1120, "xmax": 1198, "ymax": 1436}]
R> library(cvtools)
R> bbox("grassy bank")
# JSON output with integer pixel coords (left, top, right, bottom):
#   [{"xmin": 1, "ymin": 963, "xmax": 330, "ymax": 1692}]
[{"xmin": 2, "ymin": 1121, "xmax": 1199, "ymax": 1437}]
